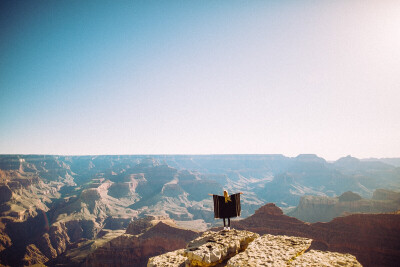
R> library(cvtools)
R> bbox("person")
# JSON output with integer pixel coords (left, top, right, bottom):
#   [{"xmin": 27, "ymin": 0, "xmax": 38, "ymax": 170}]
[{"xmin": 208, "ymin": 190, "xmax": 243, "ymax": 230}]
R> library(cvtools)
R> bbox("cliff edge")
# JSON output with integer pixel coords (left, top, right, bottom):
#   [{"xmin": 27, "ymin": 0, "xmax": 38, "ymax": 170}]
[{"xmin": 148, "ymin": 230, "xmax": 361, "ymax": 267}]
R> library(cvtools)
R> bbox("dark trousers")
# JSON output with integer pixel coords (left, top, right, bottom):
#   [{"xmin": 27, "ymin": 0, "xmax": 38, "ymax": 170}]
[{"xmin": 223, "ymin": 217, "xmax": 230, "ymax": 227}]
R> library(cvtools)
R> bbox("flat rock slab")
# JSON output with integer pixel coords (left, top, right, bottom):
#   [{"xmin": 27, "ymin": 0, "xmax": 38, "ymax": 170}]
[
  {"xmin": 148, "ymin": 249, "xmax": 186, "ymax": 267},
  {"xmin": 185, "ymin": 230, "xmax": 259, "ymax": 267},
  {"xmin": 289, "ymin": 250, "xmax": 362, "ymax": 267},
  {"xmin": 147, "ymin": 233, "xmax": 362, "ymax": 267},
  {"xmin": 227, "ymin": 234, "xmax": 312, "ymax": 267}
]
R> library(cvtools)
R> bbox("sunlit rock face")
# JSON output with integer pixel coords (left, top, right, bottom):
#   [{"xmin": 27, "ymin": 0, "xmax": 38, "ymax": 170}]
[
  {"xmin": 35, "ymin": 222, "xmax": 70, "ymax": 259},
  {"xmin": 21, "ymin": 244, "xmax": 49, "ymax": 266},
  {"xmin": 148, "ymin": 231, "xmax": 361, "ymax": 267}
]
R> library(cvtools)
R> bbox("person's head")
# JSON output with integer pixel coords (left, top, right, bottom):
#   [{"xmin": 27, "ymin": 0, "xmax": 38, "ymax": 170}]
[{"xmin": 223, "ymin": 190, "xmax": 231, "ymax": 203}]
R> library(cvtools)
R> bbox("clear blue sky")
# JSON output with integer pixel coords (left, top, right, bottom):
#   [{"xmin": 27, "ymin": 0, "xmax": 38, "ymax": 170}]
[{"xmin": 1, "ymin": 0, "xmax": 399, "ymax": 160}]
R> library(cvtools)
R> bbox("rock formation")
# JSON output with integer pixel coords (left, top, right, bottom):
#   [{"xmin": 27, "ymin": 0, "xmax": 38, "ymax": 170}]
[
  {"xmin": 148, "ymin": 230, "xmax": 361, "ymax": 267},
  {"xmin": 288, "ymin": 189, "xmax": 400, "ymax": 223},
  {"xmin": 227, "ymin": 203, "xmax": 309, "ymax": 238},
  {"xmin": 84, "ymin": 220, "xmax": 199, "ymax": 267},
  {"xmin": 232, "ymin": 203, "xmax": 400, "ymax": 267},
  {"xmin": 21, "ymin": 244, "xmax": 49, "ymax": 266},
  {"xmin": 50, "ymin": 229, "xmax": 125, "ymax": 266},
  {"xmin": 184, "ymin": 230, "xmax": 258, "ymax": 266},
  {"xmin": 125, "ymin": 215, "xmax": 175, "ymax": 235}
]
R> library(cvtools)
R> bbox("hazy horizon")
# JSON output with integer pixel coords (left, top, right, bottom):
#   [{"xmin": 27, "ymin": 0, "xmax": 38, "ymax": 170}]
[
  {"xmin": 1, "ymin": 1, "xmax": 400, "ymax": 160},
  {"xmin": 0, "ymin": 153, "xmax": 398, "ymax": 163}
]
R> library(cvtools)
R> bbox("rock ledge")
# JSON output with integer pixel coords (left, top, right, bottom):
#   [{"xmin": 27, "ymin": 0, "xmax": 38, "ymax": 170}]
[{"xmin": 148, "ymin": 230, "xmax": 362, "ymax": 267}]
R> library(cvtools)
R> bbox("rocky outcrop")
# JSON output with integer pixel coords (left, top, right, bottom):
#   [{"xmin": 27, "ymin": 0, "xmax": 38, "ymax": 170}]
[
  {"xmin": 64, "ymin": 219, "xmax": 101, "ymax": 241},
  {"xmin": 229, "ymin": 204, "xmax": 309, "ymax": 238},
  {"xmin": 84, "ymin": 221, "xmax": 199, "ymax": 267},
  {"xmin": 184, "ymin": 230, "xmax": 258, "ymax": 266},
  {"xmin": 232, "ymin": 203, "xmax": 400, "ymax": 267},
  {"xmin": 147, "ymin": 230, "xmax": 259, "ymax": 267},
  {"xmin": 35, "ymin": 221, "xmax": 71, "ymax": 259},
  {"xmin": 0, "ymin": 218, "xmax": 72, "ymax": 265},
  {"xmin": 21, "ymin": 244, "xmax": 49, "ymax": 266},
  {"xmin": 126, "ymin": 215, "xmax": 174, "ymax": 235},
  {"xmin": 50, "ymin": 229, "xmax": 125, "ymax": 266},
  {"xmin": 107, "ymin": 182, "xmax": 135, "ymax": 198},
  {"xmin": 103, "ymin": 216, "xmax": 132, "ymax": 230},
  {"xmin": 339, "ymin": 191, "xmax": 362, "ymax": 202},
  {"xmin": 0, "ymin": 215, "xmax": 100, "ymax": 266},
  {"xmin": 149, "ymin": 231, "xmax": 361, "ymax": 267},
  {"xmin": 35, "ymin": 233, "xmax": 58, "ymax": 260},
  {"xmin": 255, "ymin": 203, "xmax": 284, "ymax": 216},
  {"xmin": 372, "ymin": 189, "xmax": 400, "ymax": 201}
]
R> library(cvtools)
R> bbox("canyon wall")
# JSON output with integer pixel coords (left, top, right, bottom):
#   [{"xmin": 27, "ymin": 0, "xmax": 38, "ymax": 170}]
[
  {"xmin": 288, "ymin": 189, "xmax": 400, "ymax": 222},
  {"xmin": 232, "ymin": 203, "xmax": 400, "ymax": 267}
]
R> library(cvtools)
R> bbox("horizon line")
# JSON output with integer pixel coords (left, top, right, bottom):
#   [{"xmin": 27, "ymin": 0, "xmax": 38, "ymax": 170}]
[{"xmin": 0, "ymin": 153, "xmax": 398, "ymax": 160}]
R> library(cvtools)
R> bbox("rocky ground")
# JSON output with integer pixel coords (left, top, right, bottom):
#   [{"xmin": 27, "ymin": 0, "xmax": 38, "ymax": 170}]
[
  {"xmin": 184, "ymin": 230, "xmax": 259, "ymax": 266},
  {"xmin": 148, "ymin": 230, "xmax": 362, "ymax": 267}
]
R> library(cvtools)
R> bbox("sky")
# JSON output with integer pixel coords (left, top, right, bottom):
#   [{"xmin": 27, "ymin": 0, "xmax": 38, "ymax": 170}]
[{"xmin": 1, "ymin": 0, "xmax": 399, "ymax": 160}]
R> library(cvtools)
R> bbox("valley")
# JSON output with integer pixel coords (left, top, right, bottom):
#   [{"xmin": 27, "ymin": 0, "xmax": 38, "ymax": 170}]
[{"xmin": 0, "ymin": 154, "xmax": 399, "ymax": 266}]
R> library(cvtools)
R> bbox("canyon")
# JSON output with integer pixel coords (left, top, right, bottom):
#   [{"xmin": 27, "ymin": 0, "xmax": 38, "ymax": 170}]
[{"xmin": 0, "ymin": 154, "xmax": 399, "ymax": 266}]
